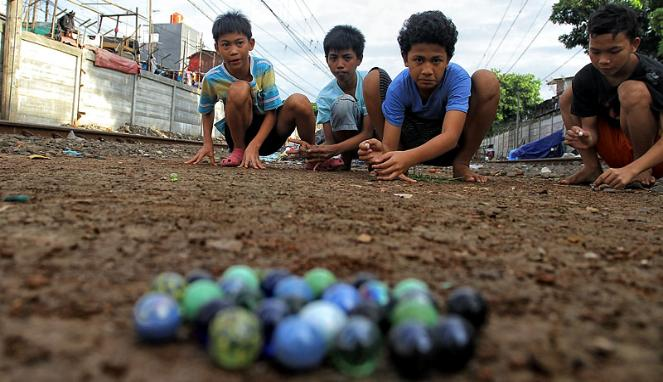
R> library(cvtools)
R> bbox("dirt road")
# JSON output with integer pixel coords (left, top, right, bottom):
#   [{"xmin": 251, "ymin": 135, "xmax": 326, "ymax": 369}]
[{"xmin": 1, "ymin": 135, "xmax": 662, "ymax": 381}]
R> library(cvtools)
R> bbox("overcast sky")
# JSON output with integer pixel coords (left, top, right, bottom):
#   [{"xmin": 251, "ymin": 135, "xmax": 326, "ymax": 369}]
[{"xmin": 15, "ymin": 0, "xmax": 591, "ymax": 99}]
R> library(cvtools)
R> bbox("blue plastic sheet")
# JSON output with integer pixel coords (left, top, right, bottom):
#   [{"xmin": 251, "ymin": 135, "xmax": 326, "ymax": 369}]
[{"xmin": 508, "ymin": 129, "xmax": 565, "ymax": 160}]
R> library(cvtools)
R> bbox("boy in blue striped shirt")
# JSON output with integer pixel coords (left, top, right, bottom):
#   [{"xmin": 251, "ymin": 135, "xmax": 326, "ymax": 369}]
[{"xmin": 187, "ymin": 11, "xmax": 316, "ymax": 168}]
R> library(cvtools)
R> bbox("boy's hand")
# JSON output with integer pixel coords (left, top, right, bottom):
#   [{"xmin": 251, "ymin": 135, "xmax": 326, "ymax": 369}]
[
  {"xmin": 358, "ymin": 139, "xmax": 384, "ymax": 163},
  {"xmin": 303, "ymin": 144, "xmax": 338, "ymax": 160},
  {"xmin": 287, "ymin": 138, "xmax": 337, "ymax": 160},
  {"xmin": 186, "ymin": 144, "xmax": 216, "ymax": 165},
  {"xmin": 593, "ymin": 166, "xmax": 639, "ymax": 189},
  {"xmin": 241, "ymin": 142, "xmax": 265, "ymax": 169},
  {"xmin": 372, "ymin": 151, "xmax": 417, "ymax": 183},
  {"xmin": 564, "ymin": 126, "xmax": 595, "ymax": 150}
]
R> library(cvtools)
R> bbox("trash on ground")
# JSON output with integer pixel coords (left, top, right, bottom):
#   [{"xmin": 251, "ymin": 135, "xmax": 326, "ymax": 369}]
[
  {"xmin": 3, "ymin": 194, "xmax": 31, "ymax": 203},
  {"xmin": 28, "ymin": 154, "xmax": 50, "ymax": 160}
]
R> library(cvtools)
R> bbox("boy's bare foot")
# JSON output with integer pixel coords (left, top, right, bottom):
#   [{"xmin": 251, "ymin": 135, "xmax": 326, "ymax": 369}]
[
  {"xmin": 453, "ymin": 164, "xmax": 488, "ymax": 183},
  {"xmin": 560, "ymin": 166, "xmax": 602, "ymax": 185}
]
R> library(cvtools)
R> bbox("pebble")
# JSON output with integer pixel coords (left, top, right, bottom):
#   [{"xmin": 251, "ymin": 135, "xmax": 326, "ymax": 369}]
[{"xmin": 590, "ymin": 336, "xmax": 616, "ymax": 357}]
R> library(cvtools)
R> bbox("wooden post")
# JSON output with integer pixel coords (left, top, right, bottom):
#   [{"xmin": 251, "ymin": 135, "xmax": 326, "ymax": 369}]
[
  {"xmin": 170, "ymin": 85, "xmax": 176, "ymax": 132},
  {"xmin": 2, "ymin": 0, "xmax": 23, "ymax": 120},
  {"xmin": 50, "ymin": 0, "xmax": 58, "ymax": 39},
  {"xmin": 45, "ymin": 0, "xmax": 49, "ymax": 22},
  {"xmin": 147, "ymin": 0, "xmax": 152, "ymax": 72}
]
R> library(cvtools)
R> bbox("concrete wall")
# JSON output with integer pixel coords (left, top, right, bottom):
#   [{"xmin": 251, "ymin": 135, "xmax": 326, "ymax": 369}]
[{"xmin": 7, "ymin": 31, "xmax": 203, "ymax": 136}]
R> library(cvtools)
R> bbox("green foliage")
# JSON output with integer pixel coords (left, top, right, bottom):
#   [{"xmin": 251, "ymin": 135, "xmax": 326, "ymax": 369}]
[
  {"xmin": 651, "ymin": 7, "xmax": 663, "ymax": 55},
  {"xmin": 490, "ymin": 70, "xmax": 542, "ymax": 135},
  {"xmin": 550, "ymin": 0, "xmax": 663, "ymax": 58}
]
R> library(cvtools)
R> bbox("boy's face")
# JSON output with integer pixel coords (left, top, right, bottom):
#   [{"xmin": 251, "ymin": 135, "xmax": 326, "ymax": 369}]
[
  {"xmin": 326, "ymin": 49, "xmax": 362, "ymax": 84},
  {"xmin": 404, "ymin": 43, "xmax": 449, "ymax": 93},
  {"xmin": 588, "ymin": 32, "xmax": 640, "ymax": 77},
  {"xmin": 215, "ymin": 33, "xmax": 255, "ymax": 74}
]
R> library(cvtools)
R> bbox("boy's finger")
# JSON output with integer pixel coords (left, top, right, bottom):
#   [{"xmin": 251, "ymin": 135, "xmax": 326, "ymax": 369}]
[{"xmin": 399, "ymin": 174, "xmax": 417, "ymax": 183}]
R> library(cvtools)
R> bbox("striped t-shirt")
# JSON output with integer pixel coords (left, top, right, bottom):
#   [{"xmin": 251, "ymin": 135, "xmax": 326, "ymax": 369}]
[{"xmin": 198, "ymin": 55, "xmax": 283, "ymax": 132}]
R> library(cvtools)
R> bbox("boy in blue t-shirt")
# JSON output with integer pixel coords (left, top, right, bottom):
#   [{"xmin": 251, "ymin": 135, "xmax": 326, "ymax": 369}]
[
  {"xmin": 358, "ymin": 11, "xmax": 500, "ymax": 182},
  {"xmin": 291, "ymin": 25, "xmax": 389, "ymax": 171},
  {"xmin": 186, "ymin": 11, "xmax": 315, "ymax": 169}
]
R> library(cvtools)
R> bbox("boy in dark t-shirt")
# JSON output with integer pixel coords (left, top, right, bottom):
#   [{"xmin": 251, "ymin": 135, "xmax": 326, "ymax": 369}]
[{"xmin": 560, "ymin": 4, "xmax": 663, "ymax": 188}]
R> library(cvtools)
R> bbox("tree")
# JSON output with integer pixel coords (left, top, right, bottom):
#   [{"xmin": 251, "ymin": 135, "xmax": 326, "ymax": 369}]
[
  {"xmin": 550, "ymin": 0, "xmax": 663, "ymax": 58},
  {"xmin": 490, "ymin": 70, "xmax": 543, "ymax": 135}
]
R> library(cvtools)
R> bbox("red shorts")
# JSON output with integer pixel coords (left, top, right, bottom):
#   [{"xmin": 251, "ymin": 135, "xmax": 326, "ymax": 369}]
[{"xmin": 596, "ymin": 118, "xmax": 663, "ymax": 178}]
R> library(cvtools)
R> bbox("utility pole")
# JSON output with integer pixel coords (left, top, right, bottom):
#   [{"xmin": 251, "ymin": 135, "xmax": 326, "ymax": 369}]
[
  {"xmin": 147, "ymin": 0, "xmax": 152, "ymax": 72},
  {"xmin": 2, "ymin": 0, "xmax": 23, "ymax": 120}
]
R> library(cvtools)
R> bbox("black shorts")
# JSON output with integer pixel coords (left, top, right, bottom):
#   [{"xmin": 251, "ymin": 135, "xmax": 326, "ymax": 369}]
[
  {"xmin": 369, "ymin": 67, "xmax": 460, "ymax": 166},
  {"xmin": 400, "ymin": 111, "xmax": 462, "ymax": 166},
  {"xmin": 223, "ymin": 107, "xmax": 289, "ymax": 156}
]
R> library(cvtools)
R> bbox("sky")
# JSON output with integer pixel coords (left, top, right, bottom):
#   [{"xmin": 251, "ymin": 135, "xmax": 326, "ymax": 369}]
[{"xmin": 11, "ymin": 0, "xmax": 591, "ymax": 99}]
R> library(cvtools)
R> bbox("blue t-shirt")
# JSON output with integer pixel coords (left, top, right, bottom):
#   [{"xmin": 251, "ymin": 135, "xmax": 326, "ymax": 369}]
[
  {"xmin": 198, "ymin": 55, "xmax": 282, "ymax": 132},
  {"xmin": 382, "ymin": 63, "xmax": 471, "ymax": 127},
  {"xmin": 316, "ymin": 71, "xmax": 368, "ymax": 124}
]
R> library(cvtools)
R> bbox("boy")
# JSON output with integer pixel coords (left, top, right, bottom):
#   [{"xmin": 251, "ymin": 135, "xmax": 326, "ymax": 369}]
[
  {"xmin": 358, "ymin": 11, "xmax": 500, "ymax": 182},
  {"xmin": 292, "ymin": 25, "xmax": 385, "ymax": 171},
  {"xmin": 560, "ymin": 4, "xmax": 663, "ymax": 188},
  {"xmin": 186, "ymin": 11, "xmax": 316, "ymax": 169}
]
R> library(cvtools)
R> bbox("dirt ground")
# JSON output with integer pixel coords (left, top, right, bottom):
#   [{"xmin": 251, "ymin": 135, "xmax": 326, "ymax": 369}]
[{"xmin": 1, "ymin": 134, "xmax": 662, "ymax": 382}]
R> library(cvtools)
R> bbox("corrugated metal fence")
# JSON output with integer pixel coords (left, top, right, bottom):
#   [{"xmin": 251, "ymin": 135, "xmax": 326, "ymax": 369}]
[{"xmin": 481, "ymin": 111, "xmax": 564, "ymax": 159}]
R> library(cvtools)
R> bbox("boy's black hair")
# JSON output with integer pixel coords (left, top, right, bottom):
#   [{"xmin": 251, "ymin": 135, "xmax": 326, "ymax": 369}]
[
  {"xmin": 588, "ymin": 4, "xmax": 641, "ymax": 41},
  {"xmin": 212, "ymin": 11, "xmax": 252, "ymax": 42},
  {"xmin": 397, "ymin": 11, "xmax": 458, "ymax": 59},
  {"xmin": 323, "ymin": 25, "xmax": 366, "ymax": 59}
]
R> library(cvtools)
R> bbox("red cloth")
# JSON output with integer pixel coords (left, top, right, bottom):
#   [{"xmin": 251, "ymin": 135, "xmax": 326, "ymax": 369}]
[
  {"xmin": 93, "ymin": 47, "xmax": 140, "ymax": 74},
  {"xmin": 596, "ymin": 118, "xmax": 663, "ymax": 178}
]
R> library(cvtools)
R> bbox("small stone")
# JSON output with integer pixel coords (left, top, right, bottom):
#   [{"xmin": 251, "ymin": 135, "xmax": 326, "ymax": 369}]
[
  {"xmin": 583, "ymin": 252, "xmax": 600, "ymax": 260},
  {"xmin": 585, "ymin": 207, "xmax": 599, "ymax": 213},
  {"xmin": 206, "ymin": 239, "xmax": 243, "ymax": 253},
  {"xmin": 394, "ymin": 193, "xmax": 413, "ymax": 199},
  {"xmin": 356, "ymin": 233, "xmax": 373, "ymax": 243},
  {"xmin": 25, "ymin": 274, "xmax": 50, "ymax": 289},
  {"xmin": 590, "ymin": 336, "xmax": 615, "ymax": 357},
  {"xmin": 535, "ymin": 272, "xmax": 556, "ymax": 285},
  {"xmin": 640, "ymin": 259, "xmax": 651, "ymax": 267}
]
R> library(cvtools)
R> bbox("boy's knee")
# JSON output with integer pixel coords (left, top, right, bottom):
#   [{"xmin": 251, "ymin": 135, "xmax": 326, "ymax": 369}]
[
  {"xmin": 618, "ymin": 81, "xmax": 651, "ymax": 109},
  {"xmin": 227, "ymin": 81, "xmax": 251, "ymax": 103},
  {"xmin": 472, "ymin": 69, "xmax": 500, "ymax": 100},
  {"xmin": 285, "ymin": 93, "xmax": 313, "ymax": 113}
]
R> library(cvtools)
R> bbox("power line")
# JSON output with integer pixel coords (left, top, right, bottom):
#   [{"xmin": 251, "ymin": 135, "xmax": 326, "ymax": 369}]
[
  {"xmin": 476, "ymin": 0, "xmax": 513, "ymax": 70},
  {"xmin": 505, "ymin": 19, "xmax": 550, "ymax": 74},
  {"xmin": 502, "ymin": 0, "xmax": 549, "ymax": 71},
  {"xmin": 484, "ymin": 0, "xmax": 530, "ymax": 68},
  {"xmin": 298, "ymin": 0, "xmax": 326, "ymax": 35},
  {"xmin": 257, "ymin": 0, "xmax": 331, "ymax": 77},
  {"xmin": 183, "ymin": 0, "xmax": 321, "ymax": 97},
  {"xmin": 543, "ymin": 48, "xmax": 583, "ymax": 80}
]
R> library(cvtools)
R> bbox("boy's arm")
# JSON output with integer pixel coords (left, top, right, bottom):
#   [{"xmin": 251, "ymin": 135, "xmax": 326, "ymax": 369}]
[{"xmin": 185, "ymin": 112, "xmax": 216, "ymax": 165}]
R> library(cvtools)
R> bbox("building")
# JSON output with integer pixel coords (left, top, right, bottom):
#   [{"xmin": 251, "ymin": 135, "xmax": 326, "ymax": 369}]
[
  {"xmin": 187, "ymin": 49, "xmax": 223, "ymax": 75},
  {"xmin": 547, "ymin": 76, "xmax": 574, "ymax": 97},
  {"xmin": 150, "ymin": 22, "xmax": 201, "ymax": 72}
]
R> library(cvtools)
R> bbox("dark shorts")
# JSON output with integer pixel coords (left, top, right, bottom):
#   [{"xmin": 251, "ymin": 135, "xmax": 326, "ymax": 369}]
[
  {"xmin": 369, "ymin": 67, "xmax": 460, "ymax": 166},
  {"xmin": 223, "ymin": 107, "xmax": 289, "ymax": 156},
  {"xmin": 400, "ymin": 112, "xmax": 462, "ymax": 166}
]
